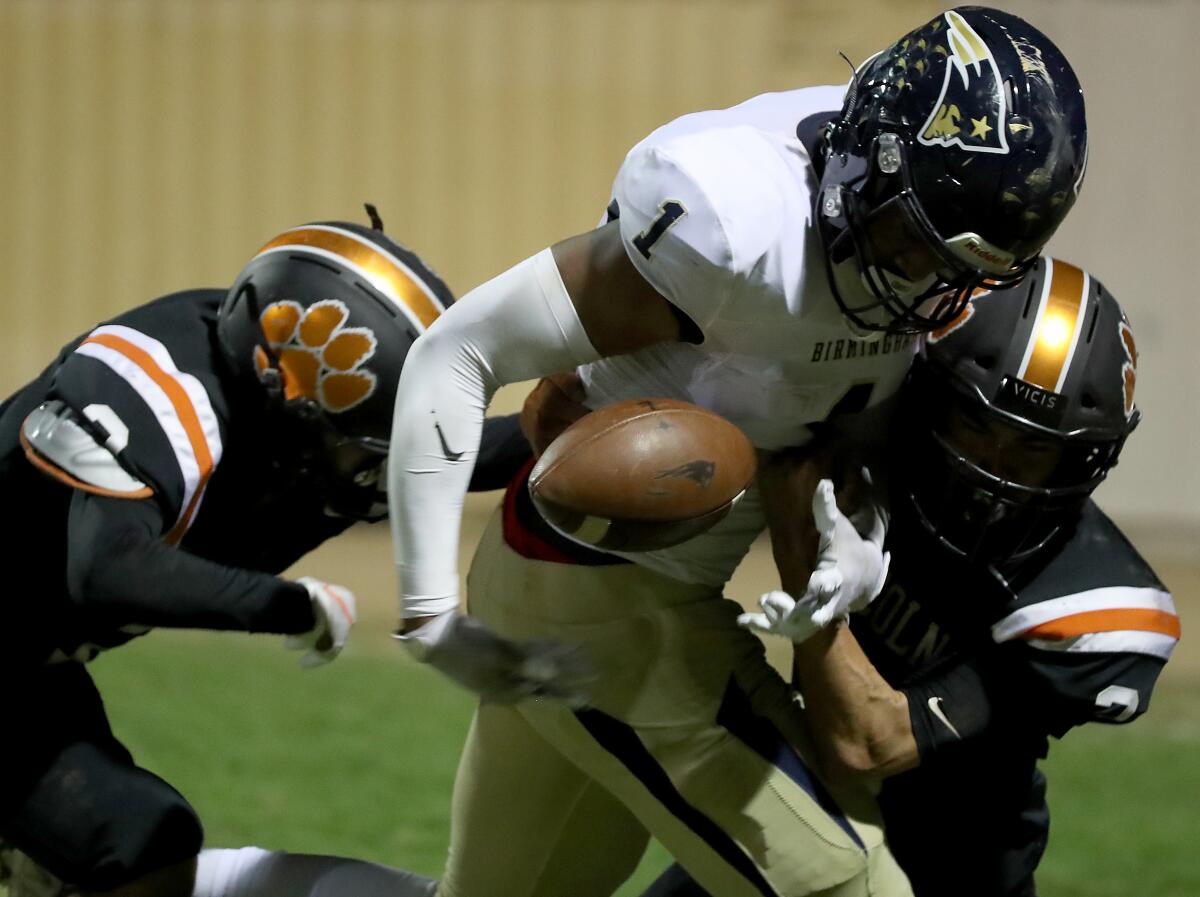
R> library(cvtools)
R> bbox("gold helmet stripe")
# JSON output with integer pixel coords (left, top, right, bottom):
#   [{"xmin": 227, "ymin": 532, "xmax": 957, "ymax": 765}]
[
  {"xmin": 1017, "ymin": 258, "xmax": 1089, "ymax": 393},
  {"xmin": 254, "ymin": 225, "xmax": 445, "ymax": 333}
]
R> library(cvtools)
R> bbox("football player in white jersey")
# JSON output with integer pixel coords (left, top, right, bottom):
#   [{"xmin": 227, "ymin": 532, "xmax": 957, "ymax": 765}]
[{"xmin": 387, "ymin": 8, "xmax": 1090, "ymax": 897}]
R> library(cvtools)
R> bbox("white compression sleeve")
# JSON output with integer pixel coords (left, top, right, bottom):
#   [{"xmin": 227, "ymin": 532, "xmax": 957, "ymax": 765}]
[{"xmin": 387, "ymin": 248, "xmax": 600, "ymax": 619}]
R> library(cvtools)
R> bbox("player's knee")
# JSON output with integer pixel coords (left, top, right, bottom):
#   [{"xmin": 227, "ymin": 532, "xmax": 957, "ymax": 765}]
[{"xmin": 67, "ymin": 797, "xmax": 202, "ymax": 893}]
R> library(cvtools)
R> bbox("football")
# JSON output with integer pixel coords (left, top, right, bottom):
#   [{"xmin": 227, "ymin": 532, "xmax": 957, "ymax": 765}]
[{"xmin": 528, "ymin": 398, "xmax": 756, "ymax": 551}]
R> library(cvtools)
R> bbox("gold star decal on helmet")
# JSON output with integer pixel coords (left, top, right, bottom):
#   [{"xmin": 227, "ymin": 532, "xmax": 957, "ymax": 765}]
[{"xmin": 970, "ymin": 116, "xmax": 993, "ymax": 139}]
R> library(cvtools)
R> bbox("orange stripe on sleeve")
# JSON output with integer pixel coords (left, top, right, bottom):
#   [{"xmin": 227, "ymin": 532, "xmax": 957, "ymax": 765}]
[
  {"xmin": 1020, "ymin": 608, "xmax": 1181, "ymax": 641},
  {"xmin": 81, "ymin": 333, "xmax": 214, "ymax": 544}
]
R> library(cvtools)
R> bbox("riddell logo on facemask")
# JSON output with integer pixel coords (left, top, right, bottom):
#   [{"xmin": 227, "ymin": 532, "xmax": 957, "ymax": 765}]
[
  {"xmin": 255, "ymin": 300, "xmax": 378, "ymax": 412},
  {"xmin": 963, "ymin": 239, "xmax": 1007, "ymax": 268}
]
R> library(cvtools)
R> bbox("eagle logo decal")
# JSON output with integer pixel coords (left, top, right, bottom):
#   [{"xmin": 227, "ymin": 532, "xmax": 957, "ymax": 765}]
[{"xmin": 918, "ymin": 10, "xmax": 1010, "ymax": 155}]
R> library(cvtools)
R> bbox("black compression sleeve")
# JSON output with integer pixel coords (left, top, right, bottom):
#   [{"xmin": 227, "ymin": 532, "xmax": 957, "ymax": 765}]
[
  {"xmin": 904, "ymin": 658, "xmax": 996, "ymax": 760},
  {"xmin": 470, "ymin": 414, "xmax": 533, "ymax": 492},
  {"xmin": 65, "ymin": 491, "xmax": 315, "ymax": 634}
]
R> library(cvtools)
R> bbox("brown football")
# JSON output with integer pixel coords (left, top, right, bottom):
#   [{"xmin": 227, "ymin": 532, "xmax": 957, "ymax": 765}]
[{"xmin": 528, "ymin": 398, "xmax": 756, "ymax": 552}]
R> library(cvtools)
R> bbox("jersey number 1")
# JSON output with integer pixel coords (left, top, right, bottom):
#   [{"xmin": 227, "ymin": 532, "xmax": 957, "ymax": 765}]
[{"xmin": 632, "ymin": 200, "xmax": 687, "ymax": 259}]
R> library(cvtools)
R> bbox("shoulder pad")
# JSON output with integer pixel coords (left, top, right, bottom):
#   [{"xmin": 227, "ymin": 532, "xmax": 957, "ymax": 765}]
[
  {"xmin": 614, "ymin": 131, "xmax": 790, "ymax": 331},
  {"xmin": 1009, "ymin": 502, "xmax": 1167, "ymax": 603},
  {"xmin": 21, "ymin": 400, "xmax": 153, "ymax": 498}
]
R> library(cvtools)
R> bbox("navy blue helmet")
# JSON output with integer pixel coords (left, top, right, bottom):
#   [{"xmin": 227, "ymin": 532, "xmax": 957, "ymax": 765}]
[{"xmin": 817, "ymin": 7, "xmax": 1088, "ymax": 334}]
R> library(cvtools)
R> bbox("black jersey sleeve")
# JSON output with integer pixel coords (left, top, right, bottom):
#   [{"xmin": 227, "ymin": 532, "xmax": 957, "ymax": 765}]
[
  {"xmin": 65, "ymin": 490, "xmax": 315, "ymax": 635},
  {"xmin": 903, "ymin": 640, "xmax": 1167, "ymax": 762},
  {"xmin": 1006, "ymin": 643, "xmax": 1166, "ymax": 733},
  {"xmin": 986, "ymin": 502, "xmax": 1178, "ymax": 732},
  {"xmin": 469, "ymin": 414, "xmax": 532, "ymax": 492},
  {"xmin": 904, "ymin": 503, "xmax": 1178, "ymax": 757},
  {"xmin": 46, "ymin": 311, "xmax": 230, "ymax": 546}
]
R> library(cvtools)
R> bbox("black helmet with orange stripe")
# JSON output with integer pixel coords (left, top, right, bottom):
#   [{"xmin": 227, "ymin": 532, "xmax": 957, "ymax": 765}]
[
  {"xmin": 217, "ymin": 208, "xmax": 453, "ymax": 519},
  {"xmin": 902, "ymin": 256, "xmax": 1139, "ymax": 564},
  {"xmin": 817, "ymin": 7, "xmax": 1087, "ymax": 334}
]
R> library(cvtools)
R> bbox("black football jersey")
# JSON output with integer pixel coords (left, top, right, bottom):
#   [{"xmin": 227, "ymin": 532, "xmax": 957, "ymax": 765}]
[
  {"xmin": 0, "ymin": 290, "xmax": 531, "ymax": 668},
  {"xmin": 853, "ymin": 501, "xmax": 1178, "ymax": 895}
]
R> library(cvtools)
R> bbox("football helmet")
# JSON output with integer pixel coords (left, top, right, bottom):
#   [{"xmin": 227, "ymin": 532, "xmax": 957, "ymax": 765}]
[
  {"xmin": 217, "ymin": 211, "xmax": 453, "ymax": 520},
  {"xmin": 902, "ymin": 257, "xmax": 1139, "ymax": 564},
  {"xmin": 817, "ymin": 7, "xmax": 1088, "ymax": 334}
]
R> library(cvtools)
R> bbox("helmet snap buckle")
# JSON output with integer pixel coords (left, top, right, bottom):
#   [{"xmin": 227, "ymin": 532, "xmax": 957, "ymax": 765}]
[
  {"xmin": 821, "ymin": 186, "xmax": 843, "ymax": 218},
  {"xmin": 257, "ymin": 366, "xmax": 284, "ymax": 399},
  {"xmin": 876, "ymin": 133, "xmax": 901, "ymax": 175}
]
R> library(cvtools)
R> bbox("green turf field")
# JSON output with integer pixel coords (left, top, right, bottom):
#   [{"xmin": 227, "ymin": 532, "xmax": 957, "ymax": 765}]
[{"xmin": 70, "ymin": 626, "xmax": 1195, "ymax": 897}]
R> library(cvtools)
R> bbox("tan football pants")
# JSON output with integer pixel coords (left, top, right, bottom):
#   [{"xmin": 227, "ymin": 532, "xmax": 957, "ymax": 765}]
[{"xmin": 436, "ymin": 511, "xmax": 911, "ymax": 897}]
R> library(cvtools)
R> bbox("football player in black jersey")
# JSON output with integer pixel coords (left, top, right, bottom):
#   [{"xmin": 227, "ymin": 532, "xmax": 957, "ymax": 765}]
[
  {"xmin": 0, "ymin": 213, "xmax": 533, "ymax": 897},
  {"xmin": 640, "ymin": 257, "xmax": 1179, "ymax": 897}
]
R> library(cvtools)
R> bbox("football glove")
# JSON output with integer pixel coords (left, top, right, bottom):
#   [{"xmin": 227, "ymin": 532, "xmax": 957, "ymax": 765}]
[
  {"xmin": 737, "ymin": 589, "xmax": 826, "ymax": 644},
  {"xmin": 285, "ymin": 578, "xmax": 357, "ymax": 669},
  {"xmin": 805, "ymin": 477, "xmax": 890, "ymax": 627},
  {"xmin": 395, "ymin": 611, "xmax": 595, "ymax": 707}
]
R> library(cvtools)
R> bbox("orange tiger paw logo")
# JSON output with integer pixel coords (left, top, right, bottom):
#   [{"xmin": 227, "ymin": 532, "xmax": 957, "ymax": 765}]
[
  {"xmin": 1119, "ymin": 319, "xmax": 1137, "ymax": 418},
  {"xmin": 255, "ymin": 300, "xmax": 378, "ymax": 413}
]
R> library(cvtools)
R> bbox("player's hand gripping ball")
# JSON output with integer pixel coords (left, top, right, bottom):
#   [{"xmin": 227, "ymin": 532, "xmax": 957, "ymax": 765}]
[{"xmin": 529, "ymin": 398, "xmax": 756, "ymax": 551}]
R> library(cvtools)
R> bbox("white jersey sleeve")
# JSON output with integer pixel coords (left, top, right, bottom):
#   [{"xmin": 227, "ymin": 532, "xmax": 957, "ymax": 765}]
[{"xmin": 612, "ymin": 143, "xmax": 738, "ymax": 333}]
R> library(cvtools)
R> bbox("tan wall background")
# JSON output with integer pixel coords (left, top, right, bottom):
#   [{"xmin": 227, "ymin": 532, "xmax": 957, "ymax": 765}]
[
  {"xmin": 1003, "ymin": 0, "xmax": 1200, "ymax": 538},
  {"xmin": 1, "ymin": 0, "xmax": 1195, "ymax": 542}
]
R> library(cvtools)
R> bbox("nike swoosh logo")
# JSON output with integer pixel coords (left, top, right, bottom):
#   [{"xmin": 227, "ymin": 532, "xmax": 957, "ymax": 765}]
[
  {"xmin": 434, "ymin": 421, "xmax": 464, "ymax": 462},
  {"xmin": 927, "ymin": 696, "xmax": 962, "ymax": 739}
]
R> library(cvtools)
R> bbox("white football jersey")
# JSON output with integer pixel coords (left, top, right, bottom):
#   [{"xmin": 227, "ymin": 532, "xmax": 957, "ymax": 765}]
[{"xmin": 578, "ymin": 86, "xmax": 918, "ymax": 586}]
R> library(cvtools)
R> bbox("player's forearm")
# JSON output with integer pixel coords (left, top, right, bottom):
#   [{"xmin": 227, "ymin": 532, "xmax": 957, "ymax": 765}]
[
  {"xmin": 66, "ymin": 492, "xmax": 315, "ymax": 634},
  {"xmin": 791, "ymin": 624, "xmax": 919, "ymax": 783},
  {"xmin": 387, "ymin": 249, "xmax": 600, "ymax": 620}
]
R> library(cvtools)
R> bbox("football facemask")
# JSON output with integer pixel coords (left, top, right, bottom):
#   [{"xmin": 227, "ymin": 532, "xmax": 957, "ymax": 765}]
[
  {"xmin": 820, "ymin": 133, "xmax": 1029, "ymax": 334},
  {"xmin": 907, "ymin": 392, "xmax": 1119, "ymax": 563}
]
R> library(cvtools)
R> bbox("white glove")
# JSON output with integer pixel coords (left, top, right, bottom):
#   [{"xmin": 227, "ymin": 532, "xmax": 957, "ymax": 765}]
[
  {"xmin": 395, "ymin": 611, "xmax": 595, "ymax": 707},
  {"xmin": 738, "ymin": 589, "xmax": 825, "ymax": 643},
  {"xmin": 285, "ymin": 578, "xmax": 357, "ymax": 669},
  {"xmin": 805, "ymin": 477, "xmax": 890, "ymax": 627},
  {"xmin": 738, "ymin": 477, "xmax": 890, "ymax": 644}
]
